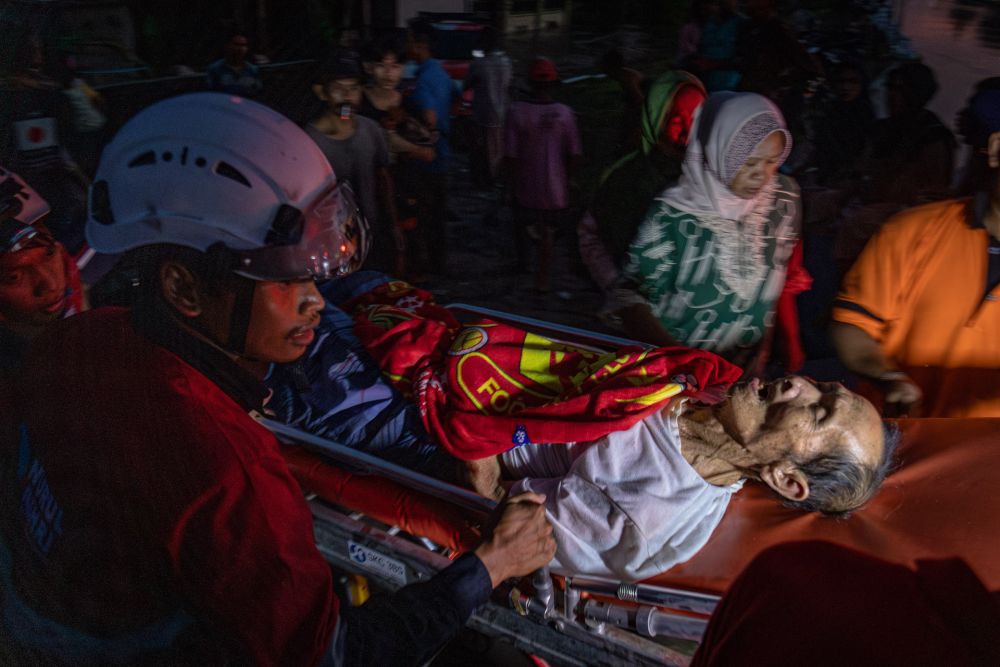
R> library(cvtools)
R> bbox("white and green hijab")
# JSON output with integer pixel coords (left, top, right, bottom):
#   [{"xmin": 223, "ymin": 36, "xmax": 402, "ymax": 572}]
[{"xmin": 621, "ymin": 92, "xmax": 799, "ymax": 358}]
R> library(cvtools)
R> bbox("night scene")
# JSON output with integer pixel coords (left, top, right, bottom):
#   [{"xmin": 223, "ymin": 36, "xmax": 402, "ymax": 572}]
[{"xmin": 1, "ymin": 0, "xmax": 999, "ymax": 664}]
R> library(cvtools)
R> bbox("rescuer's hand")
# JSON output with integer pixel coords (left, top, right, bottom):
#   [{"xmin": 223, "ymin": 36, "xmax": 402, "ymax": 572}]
[
  {"xmin": 475, "ymin": 492, "xmax": 556, "ymax": 588},
  {"xmin": 882, "ymin": 375, "xmax": 922, "ymax": 417}
]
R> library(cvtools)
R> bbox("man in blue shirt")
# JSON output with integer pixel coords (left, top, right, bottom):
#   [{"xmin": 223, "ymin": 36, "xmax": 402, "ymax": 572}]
[
  {"xmin": 206, "ymin": 32, "xmax": 263, "ymax": 98},
  {"xmin": 405, "ymin": 21, "xmax": 454, "ymax": 274}
]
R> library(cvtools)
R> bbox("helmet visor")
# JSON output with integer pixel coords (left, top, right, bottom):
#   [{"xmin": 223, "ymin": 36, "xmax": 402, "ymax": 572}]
[{"xmin": 231, "ymin": 181, "xmax": 370, "ymax": 281}]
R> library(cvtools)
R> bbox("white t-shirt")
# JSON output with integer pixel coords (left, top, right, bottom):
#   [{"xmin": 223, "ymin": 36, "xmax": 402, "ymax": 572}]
[{"xmin": 504, "ymin": 402, "xmax": 742, "ymax": 581}]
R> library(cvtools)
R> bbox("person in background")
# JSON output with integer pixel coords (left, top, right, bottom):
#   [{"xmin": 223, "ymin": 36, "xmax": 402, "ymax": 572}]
[
  {"xmin": 205, "ymin": 31, "xmax": 263, "ymax": 98},
  {"xmin": 0, "ymin": 166, "xmax": 85, "ymax": 383},
  {"xmin": 504, "ymin": 57, "xmax": 583, "ymax": 294},
  {"xmin": 0, "ymin": 93, "xmax": 555, "ymax": 666},
  {"xmin": 56, "ymin": 57, "xmax": 107, "ymax": 178},
  {"xmin": 600, "ymin": 47, "xmax": 645, "ymax": 152},
  {"xmin": 405, "ymin": 20, "xmax": 454, "ymax": 275},
  {"xmin": 735, "ymin": 0, "xmax": 817, "ymax": 108},
  {"xmin": 690, "ymin": 0, "xmax": 743, "ymax": 93},
  {"xmin": 578, "ymin": 70, "xmax": 706, "ymax": 294},
  {"xmin": 831, "ymin": 94, "xmax": 1000, "ymax": 418},
  {"xmin": 675, "ymin": 0, "xmax": 710, "ymax": 70},
  {"xmin": 360, "ymin": 32, "xmax": 436, "ymax": 164},
  {"xmin": 306, "ymin": 50, "xmax": 400, "ymax": 275},
  {"xmin": 955, "ymin": 77, "xmax": 1000, "ymax": 196},
  {"xmin": 464, "ymin": 26, "xmax": 512, "ymax": 188},
  {"xmin": 862, "ymin": 61, "xmax": 955, "ymax": 206},
  {"xmin": 812, "ymin": 60, "xmax": 874, "ymax": 187},
  {"xmin": 359, "ymin": 33, "xmax": 436, "ymax": 278},
  {"xmin": 833, "ymin": 62, "xmax": 957, "ymax": 272},
  {"xmin": 613, "ymin": 92, "xmax": 807, "ymax": 374},
  {"xmin": 2, "ymin": 33, "xmax": 90, "ymax": 254}
]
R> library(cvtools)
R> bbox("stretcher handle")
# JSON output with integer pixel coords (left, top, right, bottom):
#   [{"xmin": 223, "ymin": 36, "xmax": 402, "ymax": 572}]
[
  {"xmin": 259, "ymin": 417, "xmax": 498, "ymax": 515},
  {"xmin": 532, "ymin": 566, "xmax": 555, "ymax": 617},
  {"xmin": 446, "ymin": 303, "xmax": 653, "ymax": 351}
]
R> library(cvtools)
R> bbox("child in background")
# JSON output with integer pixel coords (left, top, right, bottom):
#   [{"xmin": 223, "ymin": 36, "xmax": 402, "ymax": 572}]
[
  {"xmin": 360, "ymin": 32, "xmax": 436, "ymax": 164},
  {"xmin": 359, "ymin": 33, "xmax": 435, "ymax": 278},
  {"xmin": 504, "ymin": 57, "xmax": 582, "ymax": 293}
]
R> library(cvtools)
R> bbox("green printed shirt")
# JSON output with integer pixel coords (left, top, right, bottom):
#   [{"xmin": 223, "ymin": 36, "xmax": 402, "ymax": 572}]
[{"xmin": 623, "ymin": 175, "xmax": 800, "ymax": 357}]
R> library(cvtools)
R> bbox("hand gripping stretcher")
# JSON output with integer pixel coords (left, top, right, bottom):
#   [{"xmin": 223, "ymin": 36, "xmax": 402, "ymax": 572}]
[{"xmin": 262, "ymin": 305, "xmax": 1000, "ymax": 666}]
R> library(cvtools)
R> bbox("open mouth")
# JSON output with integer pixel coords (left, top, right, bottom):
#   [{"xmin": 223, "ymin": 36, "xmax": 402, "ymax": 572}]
[
  {"xmin": 732, "ymin": 378, "xmax": 770, "ymax": 402},
  {"xmin": 42, "ymin": 296, "xmax": 66, "ymax": 315},
  {"xmin": 741, "ymin": 377, "xmax": 772, "ymax": 401}
]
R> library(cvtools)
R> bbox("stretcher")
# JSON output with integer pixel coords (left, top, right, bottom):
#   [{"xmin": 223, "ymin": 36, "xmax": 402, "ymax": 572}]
[{"xmin": 264, "ymin": 305, "xmax": 1000, "ymax": 665}]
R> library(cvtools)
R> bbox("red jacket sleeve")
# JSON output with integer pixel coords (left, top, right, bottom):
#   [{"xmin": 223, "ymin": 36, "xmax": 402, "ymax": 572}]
[{"xmin": 156, "ymin": 415, "xmax": 341, "ymax": 666}]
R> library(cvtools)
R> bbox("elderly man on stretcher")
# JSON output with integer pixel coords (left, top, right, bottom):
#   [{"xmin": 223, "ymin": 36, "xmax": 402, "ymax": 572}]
[{"xmin": 267, "ymin": 272, "xmax": 897, "ymax": 581}]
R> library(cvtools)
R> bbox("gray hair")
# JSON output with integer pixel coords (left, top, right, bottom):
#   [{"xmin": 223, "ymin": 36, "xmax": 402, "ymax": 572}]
[{"xmin": 783, "ymin": 421, "xmax": 900, "ymax": 517}]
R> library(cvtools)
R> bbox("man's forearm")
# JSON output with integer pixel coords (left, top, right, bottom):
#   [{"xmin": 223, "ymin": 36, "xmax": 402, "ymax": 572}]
[
  {"xmin": 829, "ymin": 322, "xmax": 895, "ymax": 380},
  {"xmin": 340, "ymin": 552, "xmax": 491, "ymax": 666},
  {"xmin": 831, "ymin": 321, "xmax": 923, "ymax": 414},
  {"xmin": 618, "ymin": 303, "xmax": 680, "ymax": 348}
]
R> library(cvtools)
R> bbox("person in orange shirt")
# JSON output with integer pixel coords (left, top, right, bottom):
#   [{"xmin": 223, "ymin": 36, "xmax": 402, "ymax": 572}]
[{"xmin": 831, "ymin": 92, "xmax": 1000, "ymax": 417}]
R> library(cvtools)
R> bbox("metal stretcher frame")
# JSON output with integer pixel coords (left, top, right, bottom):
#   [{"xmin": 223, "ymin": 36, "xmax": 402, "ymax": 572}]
[{"xmin": 264, "ymin": 304, "xmax": 724, "ymax": 666}]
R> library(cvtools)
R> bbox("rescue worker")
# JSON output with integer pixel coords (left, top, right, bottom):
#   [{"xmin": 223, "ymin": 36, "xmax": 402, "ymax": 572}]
[
  {"xmin": 0, "ymin": 93, "xmax": 555, "ymax": 665},
  {"xmin": 0, "ymin": 164, "xmax": 85, "ymax": 381}
]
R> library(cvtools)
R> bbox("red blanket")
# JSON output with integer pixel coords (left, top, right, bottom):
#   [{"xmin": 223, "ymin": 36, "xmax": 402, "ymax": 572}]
[{"xmin": 346, "ymin": 281, "xmax": 741, "ymax": 460}]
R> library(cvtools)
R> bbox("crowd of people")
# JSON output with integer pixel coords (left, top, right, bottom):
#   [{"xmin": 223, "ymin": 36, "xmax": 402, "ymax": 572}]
[{"xmin": 1, "ymin": 0, "xmax": 999, "ymax": 663}]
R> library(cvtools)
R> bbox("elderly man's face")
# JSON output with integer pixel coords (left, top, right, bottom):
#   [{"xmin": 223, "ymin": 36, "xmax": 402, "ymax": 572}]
[{"xmin": 714, "ymin": 376, "xmax": 883, "ymax": 469}]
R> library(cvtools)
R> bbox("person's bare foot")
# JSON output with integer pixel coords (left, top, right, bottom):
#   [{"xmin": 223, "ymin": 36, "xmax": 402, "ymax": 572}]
[{"xmin": 461, "ymin": 456, "xmax": 505, "ymax": 502}]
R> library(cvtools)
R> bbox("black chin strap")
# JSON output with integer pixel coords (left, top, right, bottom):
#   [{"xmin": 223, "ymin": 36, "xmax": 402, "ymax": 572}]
[{"xmin": 226, "ymin": 275, "xmax": 256, "ymax": 355}]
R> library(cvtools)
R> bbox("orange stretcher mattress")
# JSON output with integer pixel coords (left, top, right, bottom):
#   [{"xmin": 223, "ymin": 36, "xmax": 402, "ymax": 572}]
[
  {"xmin": 285, "ymin": 417, "xmax": 1000, "ymax": 594},
  {"xmin": 282, "ymin": 446, "xmax": 483, "ymax": 552},
  {"xmin": 652, "ymin": 417, "xmax": 1000, "ymax": 594}
]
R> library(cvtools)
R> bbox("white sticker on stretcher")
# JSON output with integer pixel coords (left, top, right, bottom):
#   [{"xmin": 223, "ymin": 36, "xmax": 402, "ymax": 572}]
[{"xmin": 347, "ymin": 541, "xmax": 408, "ymax": 586}]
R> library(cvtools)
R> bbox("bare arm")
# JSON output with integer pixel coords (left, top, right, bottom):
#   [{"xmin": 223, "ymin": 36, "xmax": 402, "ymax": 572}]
[
  {"xmin": 618, "ymin": 302, "xmax": 681, "ymax": 348},
  {"xmin": 830, "ymin": 321, "xmax": 921, "ymax": 415},
  {"xmin": 388, "ymin": 132, "xmax": 435, "ymax": 162}
]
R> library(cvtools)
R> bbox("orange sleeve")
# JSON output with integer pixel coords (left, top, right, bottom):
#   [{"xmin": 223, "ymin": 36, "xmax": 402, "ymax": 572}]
[{"xmin": 831, "ymin": 211, "xmax": 919, "ymax": 343}]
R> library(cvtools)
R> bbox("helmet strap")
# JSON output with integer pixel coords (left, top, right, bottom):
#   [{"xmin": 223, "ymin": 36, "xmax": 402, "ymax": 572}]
[{"xmin": 226, "ymin": 274, "xmax": 256, "ymax": 355}]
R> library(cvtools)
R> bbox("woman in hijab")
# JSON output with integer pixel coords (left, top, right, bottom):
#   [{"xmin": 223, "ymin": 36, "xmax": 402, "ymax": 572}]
[
  {"xmin": 579, "ymin": 70, "xmax": 707, "ymax": 293},
  {"xmin": 613, "ymin": 91, "xmax": 808, "ymax": 372}
]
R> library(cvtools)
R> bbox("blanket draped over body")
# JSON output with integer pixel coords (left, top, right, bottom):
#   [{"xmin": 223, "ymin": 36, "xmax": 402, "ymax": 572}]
[{"xmin": 342, "ymin": 279, "xmax": 742, "ymax": 460}]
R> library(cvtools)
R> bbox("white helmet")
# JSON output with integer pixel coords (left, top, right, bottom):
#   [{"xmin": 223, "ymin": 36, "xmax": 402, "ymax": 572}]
[{"xmin": 87, "ymin": 92, "xmax": 369, "ymax": 280}]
